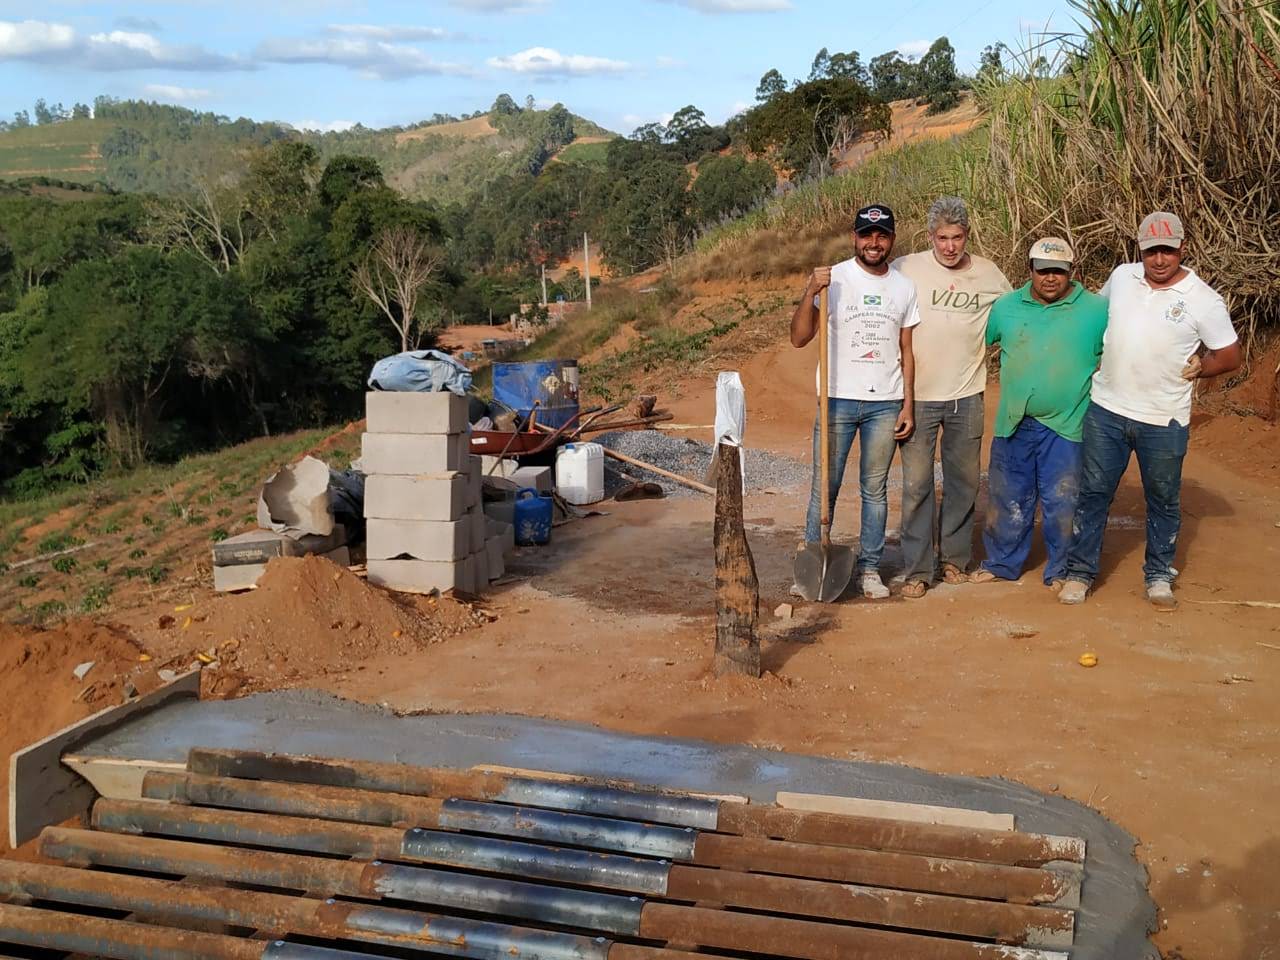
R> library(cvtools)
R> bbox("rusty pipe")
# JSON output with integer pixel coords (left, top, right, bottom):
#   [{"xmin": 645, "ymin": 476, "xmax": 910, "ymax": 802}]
[
  {"xmin": 149, "ymin": 770, "xmax": 1078, "ymax": 908},
  {"xmin": 126, "ymin": 783, "xmax": 1073, "ymax": 948},
  {"xmin": 185, "ymin": 749, "xmax": 1083, "ymax": 866}
]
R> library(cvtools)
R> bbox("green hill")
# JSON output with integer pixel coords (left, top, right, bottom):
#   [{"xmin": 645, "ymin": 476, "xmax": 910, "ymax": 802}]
[{"xmin": 0, "ymin": 98, "xmax": 617, "ymax": 205}]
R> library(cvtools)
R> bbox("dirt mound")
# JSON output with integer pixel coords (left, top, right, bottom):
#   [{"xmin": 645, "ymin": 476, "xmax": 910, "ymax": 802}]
[
  {"xmin": 0, "ymin": 619, "xmax": 148, "ymax": 854},
  {"xmin": 137, "ymin": 556, "xmax": 486, "ymax": 698}
]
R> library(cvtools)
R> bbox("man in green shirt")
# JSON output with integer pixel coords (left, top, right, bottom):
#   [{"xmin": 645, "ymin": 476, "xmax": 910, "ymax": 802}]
[{"xmin": 971, "ymin": 238, "xmax": 1109, "ymax": 588}]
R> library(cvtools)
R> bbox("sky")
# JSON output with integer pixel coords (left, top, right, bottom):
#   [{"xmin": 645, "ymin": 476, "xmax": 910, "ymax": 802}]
[{"xmin": 0, "ymin": 0, "xmax": 1072, "ymax": 134}]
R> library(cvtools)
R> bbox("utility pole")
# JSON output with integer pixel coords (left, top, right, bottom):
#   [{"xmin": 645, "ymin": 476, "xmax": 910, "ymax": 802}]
[
  {"xmin": 540, "ymin": 262, "xmax": 548, "ymax": 307},
  {"xmin": 583, "ymin": 233, "xmax": 592, "ymax": 310}
]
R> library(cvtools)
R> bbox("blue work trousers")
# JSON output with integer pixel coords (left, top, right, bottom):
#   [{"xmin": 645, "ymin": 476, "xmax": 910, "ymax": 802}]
[
  {"xmin": 1064, "ymin": 402, "xmax": 1188, "ymax": 587},
  {"xmin": 980, "ymin": 417, "xmax": 1082, "ymax": 584},
  {"xmin": 804, "ymin": 397, "xmax": 901, "ymax": 572}
]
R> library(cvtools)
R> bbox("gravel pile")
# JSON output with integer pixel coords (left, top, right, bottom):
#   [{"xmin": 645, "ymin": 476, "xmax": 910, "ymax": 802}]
[{"xmin": 596, "ymin": 430, "xmax": 811, "ymax": 498}]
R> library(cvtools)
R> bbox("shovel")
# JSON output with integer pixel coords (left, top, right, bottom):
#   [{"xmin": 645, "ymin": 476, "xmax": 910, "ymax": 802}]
[{"xmin": 793, "ymin": 287, "xmax": 855, "ymax": 603}]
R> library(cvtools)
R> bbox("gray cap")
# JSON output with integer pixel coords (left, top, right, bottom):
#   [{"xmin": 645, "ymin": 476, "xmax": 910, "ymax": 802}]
[{"xmin": 1137, "ymin": 212, "xmax": 1184, "ymax": 250}]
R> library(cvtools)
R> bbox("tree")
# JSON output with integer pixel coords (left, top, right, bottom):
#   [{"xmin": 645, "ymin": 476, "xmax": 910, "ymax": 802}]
[
  {"xmin": 245, "ymin": 141, "xmax": 320, "ymax": 239},
  {"xmin": 71, "ymin": 102, "xmax": 91, "ymax": 119},
  {"xmin": 809, "ymin": 48, "xmax": 832, "ymax": 81},
  {"xmin": 631, "ymin": 122, "xmax": 667, "ymax": 144},
  {"xmin": 352, "ymin": 226, "xmax": 444, "ymax": 352},
  {"xmin": 870, "ymin": 51, "xmax": 914, "ymax": 101},
  {"xmin": 33, "ymin": 99, "xmax": 54, "ymax": 125},
  {"xmin": 828, "ymin": 51, "xmax": 869, "ymax": 86},
  {"xmin": 978, "ymin": 43, "xmax": 1005, "ymax": 84},
  {"xmin": 491, "ymin": 94, "xmax": 520, "ymax": 117},
  {"xmin": 524, "ymin": 94, "xmax": 536, "ymax": 111},
  {"xmin": 917, "ymin": 36, "xmax": 962, "ymax": 113},
  {"xmin": 318, "ymin": 155, "xmax": 385, "ymax": 211},
  {"xmin": 692, "ymin": 154, "xmax": 775, "ymax": 224},
  {"xmin": 667, "ymin": 105, "xmax": 709, "ymax": 143},
  {"xmin": 12, "ymin": 110, "xmax": 30, "ymax": 128},
  {"xmin": 755, "ymin": 69, "xmax": 787, "ymax": 102}
]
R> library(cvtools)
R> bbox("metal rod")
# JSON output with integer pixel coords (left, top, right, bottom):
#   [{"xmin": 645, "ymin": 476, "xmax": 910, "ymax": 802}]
[
  {"xmin": 123, "ymin": 787, "xmax": 1071, "ymax": 946},
  {"xmin": 161, "ymin": 767, "xmax": 1077, "ymax": 907},
  {"xmin": 0, "ymin": 899, "xmax": 263, "ymax": 960},
  {"xmin": 0, "ymin": 859, "xmax": 613, "ymax": 960},
  {"xmin": 714, "ymin": 803, "xmax": 1086, "ymax": 867},
  {"xmin": 637, "ymin": 903, "xmax": 1067, "ymax": 960},
  {"xmin": 185, "ymin": 748, "xmax": 1083, "ymax": 867}
]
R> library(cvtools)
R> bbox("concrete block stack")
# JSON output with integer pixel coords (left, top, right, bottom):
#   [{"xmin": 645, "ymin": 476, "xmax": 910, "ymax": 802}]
[{"xmin": 363, "ymin": 392, "xmax": 511, "ymax": 595}]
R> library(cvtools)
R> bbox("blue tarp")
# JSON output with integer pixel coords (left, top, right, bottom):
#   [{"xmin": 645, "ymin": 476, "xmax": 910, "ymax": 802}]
[{"xmin": 368, "ymin": 350, "xmax": 472, "ymax": 396}]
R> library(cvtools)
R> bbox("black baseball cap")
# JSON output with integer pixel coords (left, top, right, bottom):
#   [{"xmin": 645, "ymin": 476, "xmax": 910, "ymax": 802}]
[{"xmin": 854, "ymin": 204, "xmax": 896, "ymax": 235}]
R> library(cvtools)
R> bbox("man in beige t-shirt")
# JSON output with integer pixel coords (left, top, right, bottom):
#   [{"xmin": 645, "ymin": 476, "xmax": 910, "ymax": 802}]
[{"xmin": 892, "ymin": 196, "xmax": 1011, "ymax": 597}]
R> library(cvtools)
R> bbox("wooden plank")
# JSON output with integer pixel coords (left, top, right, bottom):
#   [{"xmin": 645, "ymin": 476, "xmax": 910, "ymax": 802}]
[
  {"xmin": 61, "ymin": 756, "xmax": 187, "ymax": 801},
  {"xmin": 713, "ymin": 443, "xmax": 760, "ymax": 678},
  {"xmin": 471, "ymin": 764, "xmax": 749, "ymax": 805},
  {"xmin": 777, "ymin": 791, "xmax": 1016, "ymax": 831},
  {"xmin": 8, "ymin": 670, "xmax": 200, "ymax": 848}
]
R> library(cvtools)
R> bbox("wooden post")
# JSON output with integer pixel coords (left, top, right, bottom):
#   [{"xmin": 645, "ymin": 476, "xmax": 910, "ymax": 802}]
[
  {"xmin": 583, "ymin": 233, "xmax": 592, "ymax": 309},
  {"xmin": 713, "ymin": 442, "xmax": 760, "ymax": 678}
]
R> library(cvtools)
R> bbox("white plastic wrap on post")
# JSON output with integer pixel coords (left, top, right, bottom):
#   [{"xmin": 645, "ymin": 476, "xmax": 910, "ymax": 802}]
[{"xmin": 714, "ymin": 371, "xmax": 746, "ymax": 491}]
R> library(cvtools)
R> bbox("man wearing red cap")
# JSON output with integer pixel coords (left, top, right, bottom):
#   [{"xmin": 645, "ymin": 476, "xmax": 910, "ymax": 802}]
[{"xmin": 1059, "ymin": 212, "xmax": 1241, "ymax": 610}]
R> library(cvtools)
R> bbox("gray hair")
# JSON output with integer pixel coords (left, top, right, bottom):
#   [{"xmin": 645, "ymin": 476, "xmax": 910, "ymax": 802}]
[{"xmin": 928, "ymin": 196, "xmax": 970, "ymax": 234}]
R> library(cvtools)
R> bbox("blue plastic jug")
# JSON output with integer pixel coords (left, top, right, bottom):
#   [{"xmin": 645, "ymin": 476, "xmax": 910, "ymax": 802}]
[{"xmin": 513, "ymin": 488, "xmax": 553, "ymax": 546}]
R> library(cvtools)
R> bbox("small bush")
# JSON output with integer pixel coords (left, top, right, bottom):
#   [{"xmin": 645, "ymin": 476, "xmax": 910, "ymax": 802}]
[
  {"xmin": 80, "ymin": 584, "xmax": 111, "ymax": 612},
  {"xmin": 33, "ymin": 599, "xmax": 67, "ymax": 624},
  {"xmin": 209, "ymin": 528, "xmax": 229, "ymax": 542},
  {"xmin": 18, "ymin": 574, "xmax": 39, "ymax": 588},
  {"xmin": 37, "ymin": 532, "xmax": 84, "ymax": 554},
  {"xmin": 93, "ymin": 558, "xmax": 110, "ymax": 571},
  {"xmin": 216, "ymin": 507, "xmax": 233, "ymax": 518},
  {"xmin": 145, "ymin": 564, "xmax": 169, "ymax": 584},
  {"xmin": 51, "ymin": 556, "xmax": 77, "ymax": 574},
  {"xmin": 123, "ymin": 566, "xmax": 144, "ymax": 579},
  {"xmin": 185, "ymin": 512, "xmax": 208, "ymax": 526},
  {"xmin": 128, "ymin": 548, "xmax": 146, "ymax": 560}
]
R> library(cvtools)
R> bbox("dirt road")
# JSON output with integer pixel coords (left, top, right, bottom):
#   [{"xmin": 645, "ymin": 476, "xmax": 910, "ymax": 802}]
[{"xmin": 329, "ymin": 336, "xmax": 1280, "ymax": 960}]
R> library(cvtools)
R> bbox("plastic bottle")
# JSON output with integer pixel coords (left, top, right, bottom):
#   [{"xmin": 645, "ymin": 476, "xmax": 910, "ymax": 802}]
[
  {"xmin": 513, "ymin": 488, "xmax": 553, "ymax": 546},
  {"xmin": 555, "ymin": 442, "xmax": 605, "ymax": 505}
]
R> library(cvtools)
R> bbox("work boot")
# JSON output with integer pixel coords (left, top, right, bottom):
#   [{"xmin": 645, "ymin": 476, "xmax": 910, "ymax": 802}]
[
  {"xmin": 1058, "ymin": 580, "xmax": 1088, "ymax": 605},
  {"xmin": 860, "ymin": 571, "xmax": 890, "ymax": 599},
  {"xmin": 1146, "ymin": 580, "xmax": 1177, "ymax": 611}
]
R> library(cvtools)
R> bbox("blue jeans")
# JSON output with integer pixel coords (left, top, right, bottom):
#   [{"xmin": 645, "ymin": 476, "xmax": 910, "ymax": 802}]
[
  {"xmin": 1065, "ymin": 402, "xmax": 1189, "ymax": 587},
  {"xmin": 981, "ymin": 418, "xmax": 1082, "ymax": 585},
  {"xmin": 804, "ymin": 398, "xmax": 901, "ymax": 571},
  {"xmin": 899, "ymin": 393, "xmax": 985, "ymax": 582}
]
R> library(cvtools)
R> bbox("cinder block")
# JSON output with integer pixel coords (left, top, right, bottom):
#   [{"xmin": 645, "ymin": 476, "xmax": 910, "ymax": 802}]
[
  {"xmin": 485, "ymin": 518, "xmax": 515, "ymax": 557},
  {"xmin": 482, "ymin": 495, "xmax": 515, "ymax": 526},
  {"xmin": 465, "ymin": 456, "xmax": 482, "ymax": 506},
  {"xmin": 364, "ymin": 474, "xmax": 468, "ymax": 522},
  {"xmin": 368, "ymin": 558, "xmax": 470, "ymax": 595},
  {"xmin": 485, "ymin": 536, "xmax": 505, "ymax": 581},
  {"xmin": 362, "ymin": 432, "xmax": 470, "ymax": 475},
  {"xmin": 469, "ymin": 508, "xmax": 486, "ymax": 553},
  {"xmin": 366, "ymin": 391, "xmax": 469, "ymax": 435},
  {"xmin": 211, "ymin": 527, "xmax": 347, "ymax": 567},
  {"xmin": 214, "ymin": 546, "xmax": 349, "ymax": 593},
  {"xmin": 479, "ymin": 460, "xmax": 553, "ymax": 493},
  {"xmin": 366, "ymin": 518, "xmax": 469, "ymax": 562},
  {"xmin": 469, "ymin": 552, "xmax": 488, "ymax": 594}
]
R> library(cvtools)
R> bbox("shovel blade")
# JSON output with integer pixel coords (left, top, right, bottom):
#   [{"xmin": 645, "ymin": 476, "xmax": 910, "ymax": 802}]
[{"xmin": 793, "ymin": 542, "xmax": 855, "ymax": 603}]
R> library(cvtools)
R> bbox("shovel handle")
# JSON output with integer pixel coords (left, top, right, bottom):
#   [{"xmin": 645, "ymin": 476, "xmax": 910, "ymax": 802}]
[{"xmin": 817, "ymin": 286, "xmax": 831, "ymax": 544}]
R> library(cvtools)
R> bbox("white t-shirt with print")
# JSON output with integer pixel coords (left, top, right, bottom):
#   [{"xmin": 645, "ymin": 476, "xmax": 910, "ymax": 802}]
[
  {"xmin": 1091, "ymin": 264, "xmax": 1237, "ymax": 426},
  {"xmin": 817, "ymin": 257, "xmax": 922, "ymax": 401}
]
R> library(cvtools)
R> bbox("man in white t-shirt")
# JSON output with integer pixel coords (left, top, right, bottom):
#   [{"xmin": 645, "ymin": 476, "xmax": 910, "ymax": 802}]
[
  {"xmin": 790, "ymin": 203, "xmax": 920, "ymax": 600},
  {"xmin": 1060, "ymin": 212, "xmax": 1240, "ymax": 610}
]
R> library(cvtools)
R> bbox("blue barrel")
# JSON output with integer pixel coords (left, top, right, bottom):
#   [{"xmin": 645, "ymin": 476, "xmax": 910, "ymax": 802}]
[
  {"xmin": 493, "ymin": 359, "xmax": 580, "ymax": 429},
  {"xmin": 513, "ymin": 489, "xmax": 553, "ymax": 546}
]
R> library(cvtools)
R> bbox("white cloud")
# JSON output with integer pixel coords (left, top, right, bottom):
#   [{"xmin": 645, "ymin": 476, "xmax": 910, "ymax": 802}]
[
  {"xmin": 0, "ymin": 19, "xmax": 250, "ymax": 71},
  {"xmin": 327, "ymin": 24, "xmax": 454, "ymax": 42},
  {"xmin": 142, "ymin": 83, "xmax": 212, "ymax": 102},
  {"xmin": 897, "ymin": 39, "xmax": 932, "ymax": 58},
  {"xmin": 449, "ymin": 0, "xmax": 549, "ymax": 11},
  {"xmin": 256, "ymin": 36, "xmax": 468, "ymax": 79},
  {"xmin": 658, "ymin": 0, "xmax": 792, "ymax": 11},
  {"xmin": 292, "ymin": 119, "xmax": 357, "ymax": 133},
  {"xmin": 488, "ymin": 46, "xmax": 628, "ymax": 76}
]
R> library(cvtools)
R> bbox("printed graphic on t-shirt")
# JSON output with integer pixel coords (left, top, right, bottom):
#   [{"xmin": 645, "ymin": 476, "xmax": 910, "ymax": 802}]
[{"xmin": 928, "ymin": 284, "xmax": 997, "ymax": 313}]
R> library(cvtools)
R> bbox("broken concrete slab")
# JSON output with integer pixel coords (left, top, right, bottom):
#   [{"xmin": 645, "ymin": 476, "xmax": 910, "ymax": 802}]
[
  {"xmin": 212, "ymin": 527, "xmax": 346, "ymax": 567},
  {"xmin": 257, "ymin": 456, "xmax": 335, "ymax": 537}
]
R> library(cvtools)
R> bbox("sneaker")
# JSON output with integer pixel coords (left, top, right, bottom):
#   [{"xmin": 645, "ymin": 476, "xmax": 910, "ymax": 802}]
[
  {"xmin": 860, "ymin": 571, "xmax": 890, "ymax": 599},
  {"xmin": 1146, "ymin": 580, "xmax": 1177, "ymax": 611},
  {"xmin": 1059, "ymin": 580, "xmax": 1088, "ymax": 605},
  {"xmin": 969, "ymin": 568, "xmax": 999, "ymax": 584},
  {"xmin": 901, "ymin": 580, "xmax": 928, "ymax": 599}
]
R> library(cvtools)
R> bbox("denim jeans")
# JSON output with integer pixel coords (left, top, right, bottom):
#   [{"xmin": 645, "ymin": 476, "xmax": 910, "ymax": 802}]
[
  {"xmin": 899, "ymin": 393, "xmax": 985, "ymax": 583},
  {"xmin": 804, "ymin": 397, "xmax": 902, "ymax": 571},
  {"xmin": 980, "ymin": 417, "xmax": 1083, "ymax": 585},
  {"xmin": 1064, "ymin": 402, "xmax": 1189, "ymax": 587}
]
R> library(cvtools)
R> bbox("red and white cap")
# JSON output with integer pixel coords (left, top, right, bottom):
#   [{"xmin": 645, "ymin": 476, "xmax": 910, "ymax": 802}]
[{"xmin": 1137, "ymin": 211, "xmax": 1185, "ymax": 250}]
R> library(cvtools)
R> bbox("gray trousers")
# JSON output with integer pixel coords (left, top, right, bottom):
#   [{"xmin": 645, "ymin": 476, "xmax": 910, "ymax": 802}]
[{"xmin": 899, "ymin": 393, "xmax": 985, "ymax": 583}]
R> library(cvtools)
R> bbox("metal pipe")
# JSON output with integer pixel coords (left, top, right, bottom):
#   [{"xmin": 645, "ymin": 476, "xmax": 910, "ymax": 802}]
[
  {"xmin": 108, "ymin": 795, "xmax": 673, "ymax": 896},
  {"xmin": 691, "ymin": 832, "xmax": 1079, "ymax": 907},
  {"xmin": 146, "ymin": 772, "xmax": 1077, "ymax": 908},
  {"xmin": 185, "ymin": 749, "xmax": 1084, "ymax": 867},
  {"xmin": 0, "ymin": 859, "xmax": 612, "ymax": 960},
  {"xmin": 105, "ymin": 793, "xmax": 1071, "ymax": 947},
  {"xmin": 187, "ymin": 750, "xmax": 720, "ymax": 829},
  {"xmin": 637, "ymin": 903, "xmax": 1067, "ymax": 960},
  {"xmin": 45, "ymin": 826, "xmax": 647, "ymax": 938},
  {"xmin": 714, "ymin": 803, "xmax": 1086, "ymax": 867},
  {"xmin": 0, "ymin": 899, "xmax": 262, "ymax": 960}
]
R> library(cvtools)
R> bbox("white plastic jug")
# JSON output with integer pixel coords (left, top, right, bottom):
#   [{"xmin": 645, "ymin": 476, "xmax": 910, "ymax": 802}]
[{"xmin": 555, "ymin": 442, "xmax": 605, "ymax": 505}]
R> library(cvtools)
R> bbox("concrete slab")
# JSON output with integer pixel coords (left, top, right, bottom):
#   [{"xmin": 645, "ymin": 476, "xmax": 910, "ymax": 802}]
[{"xmin": 71, "ymin": 691, "xmax": 1154, "ymax": 959}]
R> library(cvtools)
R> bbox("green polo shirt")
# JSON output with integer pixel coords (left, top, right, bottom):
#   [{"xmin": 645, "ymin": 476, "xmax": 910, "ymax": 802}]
[{"xmin": 986, "ymin": 281, "xmax": 1109, "ymax": 442}]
